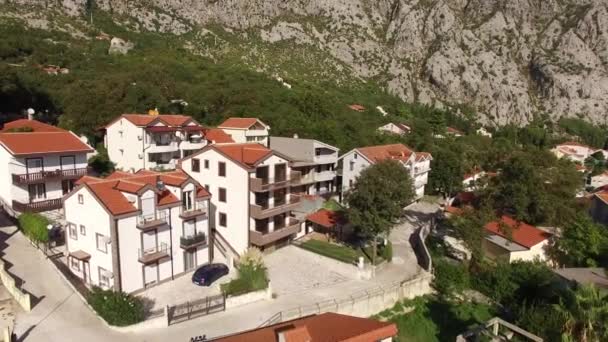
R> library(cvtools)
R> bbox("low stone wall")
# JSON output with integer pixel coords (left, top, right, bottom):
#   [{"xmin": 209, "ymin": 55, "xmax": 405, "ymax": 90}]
[
  {"xmin": 273, "ymin": 272, "xmax": 433, "ymax": 323},
  {"xmin": 295, "ymin": 245, "xmax": 377, "ymax": 280},
  {"xmin": 412, "ymin": 221, "xmax": 433, "ymax": 272},
  {"xmin": 0, "ymin": 260, "xmax": 31, "ymax": 312},
  {"xmin": 225, "ymin": 283, "xmax": 272, "ymax": 310}
]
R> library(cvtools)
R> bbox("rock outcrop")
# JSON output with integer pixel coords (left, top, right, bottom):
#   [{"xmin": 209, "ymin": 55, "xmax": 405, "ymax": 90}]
[{"xmin": 4, "ymin": 0, "xmax": 608, "ymax": 125}]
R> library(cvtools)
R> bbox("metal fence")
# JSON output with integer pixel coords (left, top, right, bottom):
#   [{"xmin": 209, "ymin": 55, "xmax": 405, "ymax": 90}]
[{"xmin": 167, "ymin": 294, "xmax": 226, "ymax": 325}]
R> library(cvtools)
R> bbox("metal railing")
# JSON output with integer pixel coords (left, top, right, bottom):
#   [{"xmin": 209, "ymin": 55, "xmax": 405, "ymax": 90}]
[
  {"xmin": 179, "ymin": 202, "xmax": 208, "ymax": 219},
  {"xmin": 249, "ymin": 218, "xmax": 301, "ymax": 246},
  {"xmin": 138, "ymin": 242, "xmax": 169, "ymax": 263},
  {"xmin": 249, "ymin": 171, "xmax": 302, "ymax": 192},
  {"xmin": 12, "ymin": 199, "xmax": 62, "ymax": 213},
  {"xmin": 12, "ymin": 167, "xmax": 88, "ymax": 185},
  {"xmin": 180, "ymin": 232, "xmax": 207, "ymax": 248},
  {"xmin": 137, "ymin": 210, "xmax": 169, "ymax": 230},
  {"xmin": 250, "ymin": 195, "xmax": 301, "ymax": 219}
]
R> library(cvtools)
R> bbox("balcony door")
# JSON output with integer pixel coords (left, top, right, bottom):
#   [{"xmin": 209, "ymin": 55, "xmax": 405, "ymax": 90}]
[
  {"xmin": 256, "ymin": 166, "xmax": 269, "ymax": 183},
  {"xmin": 143, "ymin": 264, "xmax": 158, "ymax": 286},
  {"xmin": 183, "ymin": 220, "xmax": 195, "ymax": 237},
  {"xmin": 184, "ymin": 251, "xmax": 196, "ymax": 271},
  {"xmin": 26, "ymin": 158, "xmax": 43, "ymax": 174},
  {"xmin": 142, "ymin": 231, "xmax": 157, "ymax": 251},
  {"xmin": 182, "ymin": 191, "xmax": 194, "ymax": 211},
  {"xmin": 28, "ymin": 183, "xmax": 46, "ymax": 202},
  {"xmin": 274, "ymin": 164, "xmax": 286, "ymax": 182},
  {"xmin": 60, "ymin": 155, "xmax": 76, "ymax": 170},
  {"xmin": 141, "ymin": 197, "xmax": 155, "ymax": 221}
]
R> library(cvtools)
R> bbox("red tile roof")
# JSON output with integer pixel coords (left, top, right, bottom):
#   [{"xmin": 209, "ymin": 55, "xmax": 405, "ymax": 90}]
[
  {"xmin": 484, "ymin": 216, "xmax": 551, "ymax": 249},
  {"xmin": 0, "ymin": 131, "xmax": 93, "ymax": 156},
  {"xmin": 107, "ymin": 114, "xmax": 197, "ymax": 128},
  {"xmin": 214, "ymin": 143, "xmax": 273, "ymax": 167},
  {"xmin": 218, "ymin": 117, "xmax": 264, "ymax": 129},
  {"xmin": 356, "ymin": 144, "xmax": 414, "ymax": 163},
  {"xmin": 558, "ymin": 141, "xmax": 593, "ymax": 149},
  {"xmin": 212, "ymin": 312, "xmax": 397, "ymax": 342},
  {"xmin": 447, "ymin": 127, "xmax": 464, "ymax": 135},
  {"xmin": 349, "ymin": 104, "xmax": 366, "ymax": 112},
  {"xmin": 1, "ymin": 119, "xmax": 64, "ymax": 132},
  {"xmin": 594, "ymin": 191, "xmax": 608, "ymax": 205},
  {"xmin": 204, "ymin": 128, "xmax": 235, "ymax": 143},
  {"xmin": 395, "ymin": 123, "xmax": 412, "ymax": 132},
  {"xmin": 306, "ymin": 209, "xmax": 345, "ymax": 229},
  {"xmin": 77, "ymin": 170, "xmax": 209, "ymax": 216}
]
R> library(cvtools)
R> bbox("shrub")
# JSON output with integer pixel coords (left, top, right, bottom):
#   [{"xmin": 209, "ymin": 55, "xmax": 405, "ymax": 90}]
[
  {"xmin": 18, "ymin": 212, "xmax": 50, "ymax": 245},
  {"xmin": 380, "ymin": 240, "xmax": 393, "ymax": 262},
  {"xmin": 433, "ymin": 259, "xmax": 470, "ymax": 297},
  {"xmin": 221, "ymin": 247, "xmax": 268, "ymax": 296},
  {"xmin": 87, "ymin": 288, "xmax": 144, "ymax": 326}
]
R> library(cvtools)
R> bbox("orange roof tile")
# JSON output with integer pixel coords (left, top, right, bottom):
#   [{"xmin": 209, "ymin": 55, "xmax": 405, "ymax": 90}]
[
  {"xmin": 356, "ymin": 144, "xmax": 415, "ymax": 163},
  {"xmin": 558, "ymin": 141, "xmax": 593, "ymax": 149},
  {"xmin": 594, "ymin": 191, "xmax": 608, "ymax": 205},
  {"xmin": 87, "ymin": 181, "xmax": 138, "ymax": 216},
  {"xmin": 218, "ymin": 117, "xmax": 264, "ymax": 129},
  {"xmin": 212, "ymin": 312, "xmax": 397, "ymax": 342},
  {"xmin": 447, "ymin": 127, "xmax": 464, "ymax": 135},
  {"xmin": 484, "ymin": 216, "xmax": 551, "ymax": 249},
  {"xmin": 1, "ymin": 119, "xmax": 64, "ymax": 132},
  {"xmin": 0, "ymin": 131, "xmax": 93, "ymax": 156},
  {"xmin": 109, "ymin": 114, "xmax": 197, "ymax": 128},
  {"xmin": 215, "ymin": 143, "xmax": 273, "ymax": 167},
  {"xmin": 349, "ymin": 104, "xmax": 366, "ymax": 111},
  {"xmin": 306, "ymin": 209, "xmax": 345, "ymax": 229},
  {"xmin": 204, "ymin": 128, "xmax": 234, "ymax": 143},
  {"xmin": 106, "ymin": 171, "xmax": 135, "ymax": 180}
]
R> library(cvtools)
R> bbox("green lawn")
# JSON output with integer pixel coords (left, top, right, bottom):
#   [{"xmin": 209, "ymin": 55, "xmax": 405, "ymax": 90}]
[
  {"xmin": 373, "ymin": 296, "xmax": 496, "ymax": 342},
  {"xmin": 298, "ymin": 239, "xmax": 385, "ymax": 265}
]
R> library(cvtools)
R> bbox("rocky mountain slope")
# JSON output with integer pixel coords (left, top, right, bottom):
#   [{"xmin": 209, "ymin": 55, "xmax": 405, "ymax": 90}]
[{"xmin": 4, "ymin": 0, "xmax": 608, "ymax": 125}]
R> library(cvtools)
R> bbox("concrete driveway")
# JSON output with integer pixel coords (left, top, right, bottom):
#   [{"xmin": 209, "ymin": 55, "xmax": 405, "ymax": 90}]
[{"xmin": 137, "ymin": 268, "xmax": 235, "ymax": 311}]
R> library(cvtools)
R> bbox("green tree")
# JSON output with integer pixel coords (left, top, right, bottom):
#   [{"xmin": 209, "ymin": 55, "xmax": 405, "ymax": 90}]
[
  {"xmin": 18, "ymin": 213, "xmax": 50, "ymax": 247},
  {"xmin": 345, "ymin": 160, "xmax": 414, "ymax": 266},
  {"xmin": 554, "ymin": 285, "xmax": 608, "ymax": 342},
  {"xmin": 88, "ymin": 146, "xmax": 115, "ymax": 176},
  {"xmin": 428, "ymin": 146, "xmax": 463, "ymax": 199},
  {"xmin": 550, "ymin": 213, "xmax": 608, "ymax": 267}
]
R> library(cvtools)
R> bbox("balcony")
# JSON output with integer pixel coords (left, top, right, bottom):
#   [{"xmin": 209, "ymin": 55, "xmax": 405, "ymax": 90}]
[
  {"xmin": 12, "ymin": 167, "xmax": 88, "ymax": 185},
  {"xmin": 180, "ymin": 138, "xmax": 206, "ymax": 151},
  {"xmin": 313, "ymin": 154, "xmax": 337, "ymax": 165},
  {"xmin": 180, "ymin": 202, "xmax": 208, "ymax": 219},
  {"xmin": 137, "ymin": 210, "xmax": 169, "ymax": 231},
  {"xmin": 147, "ymin": 141, "xmax": 179, "ymax": 153},
  {"xmin": 12, "ymin": 199, "xmax": 62, "ymax": 213},
  {"xmin": 250, "ymin": 219, "xmax": 301, "ymax": 247},
  {"xmin": 138, "ymin": 243, "xmax": 170, "ymax": 264},
  {"xmin": 414, "ymin": 166, "xmax": 431, "ymax": 175},
  {"xmin": 250, "ymin": 195, "xmax": 301, "ymax": 220},
  {"xmin": 249, "ymin": 171, "xmax": 302, "ymax": 192},
  {"xmin": 313, "ymin": 170, "xmax": 336, "ymax": 182},
  {"xmin": 180, "ymin": 232, "xmax": 207, "ymax": 249}
]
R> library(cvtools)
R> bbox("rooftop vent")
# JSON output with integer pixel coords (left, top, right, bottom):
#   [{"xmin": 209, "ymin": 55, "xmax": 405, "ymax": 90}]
[{"xmin": 156, "ymin": 179, "xmax": 165, "ymax": 191}]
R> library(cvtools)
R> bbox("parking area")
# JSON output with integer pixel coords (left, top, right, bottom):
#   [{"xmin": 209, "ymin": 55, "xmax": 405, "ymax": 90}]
[
  {"xmin": 265, "ymin": 246, "xmax": 355, "ymax": 296},
  {"xmin": 137, "ymin": 268, "xmax": 236, "ymax": 311}
]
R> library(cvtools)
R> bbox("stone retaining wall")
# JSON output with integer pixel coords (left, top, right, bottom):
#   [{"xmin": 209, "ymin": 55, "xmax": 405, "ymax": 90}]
[{"xmin": 0, "ymin": 260, "xmax": 31, "ymax": 312}]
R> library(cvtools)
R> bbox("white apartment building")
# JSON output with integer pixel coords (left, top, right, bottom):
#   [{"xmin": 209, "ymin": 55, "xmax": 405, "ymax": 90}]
[
  {"xmin": 0, "ymin": 119, "xmax": 93, "ymax": 217},
  {"xmin": 269, "ymin": 136, "xmax": 339, "ymax": 197},
  {"xmin": 339, "ymin": 144, "xmax": 432, "ymax": 199},
  {"xmin": 180, "ymin": 143, "xmax": 302, "ymax": 261},
  {"xmin": 104, "ymin": 114, "xmax": 234, "ymax": 172},
  {"xmin": 218, "ymin": 118, "xmax": 270, "ymax": 146},
  {"xmin": 377, "ymin": 123, "xmax": 411, "ymax": 135},
  {"xmin": 64, "ymin": 170, "xmax": 211, "ymax": 293},
  {"xmin": 551, "ymin": 141, "xmax": 598, "ymax": 164}
]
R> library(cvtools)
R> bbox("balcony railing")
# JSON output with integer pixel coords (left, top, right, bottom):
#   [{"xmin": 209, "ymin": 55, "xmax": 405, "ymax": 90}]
[
  {"xmin": 414, "ymin": 166, "xmax": 431, "ymax": 175},
  {"xmin": 147, "ymin": 141, "xmax": 179, "ymax": 153},
  {"xmin": 12, "ymin": 199, "xmax": 62, "ymax": 213},
  {"xmin": 137, "ymin": 210, "xmax": 169, "ymax": 231},
  {"xmin": 249, "ymin": 171, "xmax": 302, "ymax": 192},
  {"xmin": 250, "ymin": 219, "xmax": 301, "ymax": 247},
  {"xmin": 12, "ymin": 167, "xmax": 88, "ymax": 185},
  {"xmin": 180, "ymin": 202, "xmax": 208, "ymax": 219},
  {"xmin": 138, "ymin": 242, "xmax": 170, "ymax": 264},
  {"xmin": 250, "ymin": 195, "xmax": 301, "ymax": 220},
  {"xmin": 180, "ymin": 232, "xmax": 207, "ymax": 249}
]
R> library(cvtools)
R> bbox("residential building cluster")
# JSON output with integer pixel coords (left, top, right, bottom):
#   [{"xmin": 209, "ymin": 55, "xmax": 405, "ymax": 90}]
[{"xmin": 0, "ymin": 112, "xmax": 432, "ymax": 293}]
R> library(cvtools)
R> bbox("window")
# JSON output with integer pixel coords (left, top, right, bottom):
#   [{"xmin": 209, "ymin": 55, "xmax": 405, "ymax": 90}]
[
  {"xmin": 349, "ymin": 180, "xmax": 353, "ymax": 187},
  {"xmin": 204, "ymin": 160, "xmax": 209, "ymax": 169},
  {"xmin": 62, "ymin": 179, "xmax": 75, "ymax": 195},
  {"xmin": 315, "ymin": 148, "xmax": 322, "ymax": 156},
  {"xmin": 204, "ymin": 184, "xmax": 210, "ymax": 191},
  {"xmin": 192, "ymin": 158, "xmax": 200, "ymax": 173},
  {"xmin": 349, "ymin": 161, "xmax": 355, "ymax": 172},
  {"xmin": 219, "ymin": 213, "xmax": 227, "ymax": 227},
  {"xmin": 28, "ymin": 183, "xmax": 46, "ymax": 201},
  {"xmin": 219, "ymin": 188, "xmax": 227, "ymax": 203},
  {"xmin": 354, "ymin": 153, "xmax": 358, "ymax": 159},
  {"xmin": 79, "ymin": 225, "xmax": 86, "ymax": 236},
  {"xmin": 218, "ymin": 162, "xmax": 226, "ymax": 177},
  {"xmin": 98, "ymin": 267, "xmax": 110, "ymax": 288},
  {"xmin": 182, "ymin": 191, "xmax": 193, "ymax": 211},
  {"xmin": 60, "ymin": 155, "xmax": 76, "ymax": 169},
  {"xmin": 78, "ymin": 194, "xmax": 84, "ymax": 204},
  {"xmin": 70, "ymin": 258, "xmax": 80, "ymax": 271},
  {"xmin": 96, "ymin": 233, "xmax": 108, "ymax": 253},
  {"xmin": 69, "ymin": 223, "xmax": 78, "ymax": 240}
]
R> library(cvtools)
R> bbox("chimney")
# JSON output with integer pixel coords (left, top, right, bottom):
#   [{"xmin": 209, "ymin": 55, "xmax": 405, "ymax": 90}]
[
  {"xmin": 156, "ymin": 177, "xmax": 165, "ymax": 191},
  {"xmin": 26, "ymin": 108, "xmax": 35, "ymax": 121},
  {"xmin": 293, "ymin": 133, "xmax": 299, "ymax": 139}
]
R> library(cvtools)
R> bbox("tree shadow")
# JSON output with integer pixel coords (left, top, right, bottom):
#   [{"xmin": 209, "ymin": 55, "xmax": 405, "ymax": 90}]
[{"xmin": 424, "ymin": 298, "xmax": 489, "ymax": 341}]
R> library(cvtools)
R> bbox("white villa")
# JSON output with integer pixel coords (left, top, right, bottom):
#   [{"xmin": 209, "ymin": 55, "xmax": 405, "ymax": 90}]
[
  {"xmin": 218, "ymin": 118, "xmax": 270, "ymax": 146},
  {"xmin": 64, "ymin": 169, "xmax": 211, "ymax": 293},
  {"xmin": 377, "ymin": 123, "xmax": 411, "ymax": 135},
  {"xmin": 180, "ymin": 143, "xmax": 303, "ymax": 262},
  {"xmin": 0, "ymin": 118, "xmax": 93, "ymax": 217},
  {"xmin": 483, "ymin": 216, "xmax": 551, "ymax": 263},
  {"xmin": 269, "ymin": 136, "xmax": 339, "ymax": 197},
  {"xmin": 551, "ymin": 141, "xmax": 598, "ymax": 164},
  {"xmin": 339, "ymin": 144, "xmax": 432, "ymax": 199},
  {"xmin": 104, "ymin": 113, "xmax": 234, "ymax": 172}
]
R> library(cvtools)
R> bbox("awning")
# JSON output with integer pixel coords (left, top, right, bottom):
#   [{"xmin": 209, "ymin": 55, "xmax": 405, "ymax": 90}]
[{"xmin": 69, "ymin": 250, "xmax": 91, "ymax": 261}]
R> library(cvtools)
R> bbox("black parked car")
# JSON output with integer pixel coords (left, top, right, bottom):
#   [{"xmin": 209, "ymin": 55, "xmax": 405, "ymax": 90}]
[{"xmin": 192, "ymin": 263, "xmax": 229, "ymax": 286}]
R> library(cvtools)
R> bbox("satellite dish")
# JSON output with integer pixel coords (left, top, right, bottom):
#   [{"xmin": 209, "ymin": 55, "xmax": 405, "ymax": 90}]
[{"xmin": 27, "ymin": 108, "xmax": 35, "ymax": 115}]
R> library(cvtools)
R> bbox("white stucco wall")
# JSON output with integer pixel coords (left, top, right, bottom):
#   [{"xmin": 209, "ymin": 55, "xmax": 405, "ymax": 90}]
[
  {"xmin": 106, "ymin": 118, "xmax": 145, "ymax": 172},
  {"xmin": 340, "ymin": 150, "xmax": 371, "ymax": 194},
  {"xmin": 65, "ymin": 187, "xmax": 114, "ymax": 289},
  {"xmin": 509, "ymin": 240, "xmax": 550, "ymax": 263}
]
